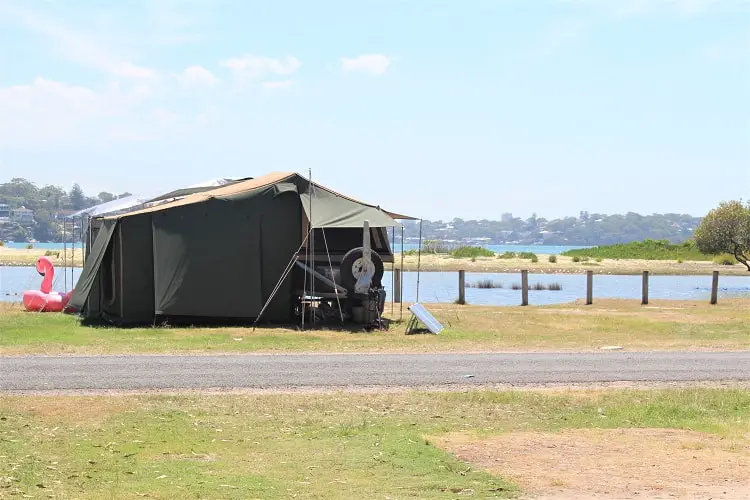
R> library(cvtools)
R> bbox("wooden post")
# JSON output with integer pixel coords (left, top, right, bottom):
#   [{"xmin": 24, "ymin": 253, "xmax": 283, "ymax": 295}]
[
  {"xmin": 521, "ymin": 270, "xmax": 529, "ymax": 306},
  {"xmin": 711, "ymin": 271, "xmax": 719, "ymax": 305},
  {"xmin": 394, "ymin": 269, "xmax": 402, "ymax": 303},
  {"xmin": 586, "ymin": 270, "xmax": 593, "ymax": 305},
  {"xmin": 641, "ymin": 271, "xmax": 649, "ymax": 305},
  {"xmin": 458, "ymin": 270, "xmax": 466, "ymax": 305}
]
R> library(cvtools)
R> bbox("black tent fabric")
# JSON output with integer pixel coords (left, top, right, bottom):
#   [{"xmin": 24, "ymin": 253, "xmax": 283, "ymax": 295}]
[{"xmin": 67, "ymin": 218, "xmax": 117, "ymax": 312}]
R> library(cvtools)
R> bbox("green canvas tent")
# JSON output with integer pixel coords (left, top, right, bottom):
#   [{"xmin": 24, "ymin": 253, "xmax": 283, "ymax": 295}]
[{"xmin": 68, "ymin": 172, "xmax": 412, "ymax": 325}]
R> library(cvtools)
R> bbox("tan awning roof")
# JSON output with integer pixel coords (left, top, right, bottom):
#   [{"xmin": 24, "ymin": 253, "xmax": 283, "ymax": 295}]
[
  {"xmin": 104, "ymin": 172, "xmax": 296, "ymax": 219},
  {"xmin": 104, "ymin": 172, "xmax": 415, "ymax": 221}
]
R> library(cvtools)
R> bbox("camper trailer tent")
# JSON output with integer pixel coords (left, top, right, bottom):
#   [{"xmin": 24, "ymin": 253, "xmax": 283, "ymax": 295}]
[{"xmin": 68, "ymin": 172, "xmax": 412, "ymax": 325}]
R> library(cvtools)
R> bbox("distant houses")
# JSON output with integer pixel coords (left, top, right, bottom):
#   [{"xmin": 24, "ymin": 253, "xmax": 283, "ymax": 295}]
[{"xmin": 0, "ymin": 204, "xmax": 35, "ymax": 225}]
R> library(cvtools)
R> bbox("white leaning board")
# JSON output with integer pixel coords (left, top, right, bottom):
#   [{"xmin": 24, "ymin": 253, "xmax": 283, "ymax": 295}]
[{"xmin": 408, "ymin": 303, "xmax": 444, "ymax": 334}]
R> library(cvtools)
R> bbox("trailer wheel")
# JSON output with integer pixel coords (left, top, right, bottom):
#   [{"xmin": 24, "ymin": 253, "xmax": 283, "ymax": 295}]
[{"xmin": 340, "ymin": 247, "xmax": 384, "ymax": 292}]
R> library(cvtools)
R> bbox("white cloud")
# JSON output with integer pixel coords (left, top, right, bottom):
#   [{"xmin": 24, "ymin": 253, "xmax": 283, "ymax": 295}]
[
  {"xmin": 178, "ymin": 65, "xmax": 219, "ymax": 88},
  {"xmin": 0, "ymin": 76, "xmax": 213, "ymax": 146},
  {"xmin": 0, "ymin": 1, "xmax": 156, "ymax": 79},
  {"xmin": 341, "ymin": 54, "xmax": 391, "ymax": 76},
  {"xmin": 262, "ymin": 80, "xmax": 293, "ymax": 89},
  {"xmin": 221, "ymin": 55, "xmax": 301, "ymax": 84}
]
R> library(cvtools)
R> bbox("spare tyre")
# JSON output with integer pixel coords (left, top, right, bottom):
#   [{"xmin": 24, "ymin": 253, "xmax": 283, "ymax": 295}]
[{"xmin": 340, "ymin": 247, "xmax": 384, "ymax": 292}]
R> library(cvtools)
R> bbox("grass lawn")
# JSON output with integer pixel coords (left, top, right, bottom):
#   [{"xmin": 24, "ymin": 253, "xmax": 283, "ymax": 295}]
[
  {"xmin": 1, "ymin": 388, "xmax": 748, "ymax": 499},
  {"xmin": 1, "ymin": 299, "xmax": 749, "ymax": 355}
]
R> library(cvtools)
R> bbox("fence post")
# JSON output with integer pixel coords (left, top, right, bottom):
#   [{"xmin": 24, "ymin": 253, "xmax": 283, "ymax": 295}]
[
  {"xmin": 586, "ymin": 270, "xmax": 593, "ymax": 305},
  {"xmin": 641, "ymin": 271, "xmax": 649, "ymax": 305},
  {"xmin": 521, "ymin": 270, "xmax": 529, "ymax": 306},
  {"xmin": 711, "ymin": 271, "xmax": 719, "ymax": 305},
  {"xmin": 394, "ymin": 269, "xmax": 402, "ymax": 303},
  {"xmin": 458, "ymin": 270, "xmax": 466, "ymax": 305}
]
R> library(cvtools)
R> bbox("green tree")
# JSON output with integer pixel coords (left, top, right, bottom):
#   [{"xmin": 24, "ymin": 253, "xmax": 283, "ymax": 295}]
[
  {"xmin": 69, "ymin": 183, "xmax": 86, "ymax": 210},
  {"xmin": 694, "ymin": 200, "xmax": 750, "ymax": 271},
  {"xmin": 32, "ymin": 208, "xmax": 57, "ymax": 242},
  {"xmin": 118, "ymin": 192, "xmax": 132, "ymax": 199},
  {"xmin": 98, "ymin": 191, "xmax": 116, "ymax": 203}
]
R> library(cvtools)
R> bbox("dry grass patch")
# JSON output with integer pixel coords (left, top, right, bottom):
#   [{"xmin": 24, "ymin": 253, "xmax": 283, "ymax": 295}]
[
  {"xmin": 8, "ymin": 396, "xmax": 131, "ymax": 425},
  {"xmin": 436, "ymin": 428, "xmax": 750, "ymax": 499}
]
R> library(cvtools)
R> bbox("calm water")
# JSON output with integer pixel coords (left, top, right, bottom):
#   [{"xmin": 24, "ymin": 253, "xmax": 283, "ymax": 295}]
[
  {"xmin": 2, "ymin": 266, "xmax": 748, "ymax": 305},
  {"xmin": 4, "ymin": 242, "xmax": 586, "ymax": 255}
]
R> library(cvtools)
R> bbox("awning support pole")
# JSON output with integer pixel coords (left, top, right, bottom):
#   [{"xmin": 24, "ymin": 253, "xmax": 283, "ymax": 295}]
[
  {"xmin": 416, "ymin": 218, "xmax": 423, "ymax": 303},
  {"xmin": 400, "ymin": 224, "xmax": 404, "ymax": 321}
]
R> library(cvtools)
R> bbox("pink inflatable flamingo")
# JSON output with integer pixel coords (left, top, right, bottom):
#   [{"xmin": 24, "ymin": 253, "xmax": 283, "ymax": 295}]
[{"xmin": 22, "ymin": 256, "xmax": 73, "ymax": 312}]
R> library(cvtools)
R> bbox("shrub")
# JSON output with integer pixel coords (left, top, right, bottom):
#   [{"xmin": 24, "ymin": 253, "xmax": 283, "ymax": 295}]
[
  {"xmin": 423, "ymin": 240, "xmax": 453, "ymax": 254},
  {"xmin": 450, "ymin": 246, "xmax": 495, "ymax": 259},
  {"xmin": 677, "ymin": 258, "xmax": 683, "ymax": 264},
  {"xmin": 548, "ymin": 255, "xmax": 557, "ymax": 263},
  {"xmin": 518, "ymin": 252, "xmax": 537, "ymax": 260},
  {"xmin": 497, "ymin": 251, "xmax": 517, "ymax": 259},
  {"xmin": 580, "ymin": 256, "xmax": 590, "ymax": 262},
  {"xmin": 713, "ymin": 254, "xmax": 736, "ymax": 266},
  {"xmin": 572, "ymin": 256, "xmax": 581, "ymax": 263},
  {"xmin": 562, "ymin": 239, "xmax": 710, "ymax": 261},
  {"xmin": 511, "ymin": 283, "xmax": 521, "ymax": 290},
  {"xmin": 468, "ymin": 279, "xmax": 503, "ymax": 289},
  {"xmin": 595, "ymin": 257, "xmax": 603, "ymax": 263},
  {"xmin": 44, "ymin": 250, "xmax": 60, "ymax": 257},
  {"xmin": 530, "ymin": 254, "xmax": 538, "ymax": 263},
  {"xmin": 25, "ymin": 243, "xmax": 33, "ymax": 249},
  {"xmin": 530, "ymin": 282, "xmax": 564, "ymax": 291}
]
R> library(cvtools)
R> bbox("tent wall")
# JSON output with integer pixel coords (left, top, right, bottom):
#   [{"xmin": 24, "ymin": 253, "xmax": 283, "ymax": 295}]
[
  {"xmin": 151, "ymin": 192, "xmax": 298, "ymax": 321},
  {"xmin": 106, "ymin": 214, "xmax": 155, "ymax": 323},
  {"xmin": 260, "ymin": 190, "xmax": 302, "ymax": 322}
]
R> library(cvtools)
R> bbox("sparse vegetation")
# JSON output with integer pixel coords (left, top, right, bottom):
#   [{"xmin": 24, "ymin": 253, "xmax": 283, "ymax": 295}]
[
  {"xmin": 572, "ymin": 256, "xmax": 581, "ymax": 263},
  {"xmin": 532, "ymin": 282, "xmax": 563, "ymax": 291},
  {"xmin": 548, "ymin": 254, "xmax": 557, "ymax": 263},
  {"xmin": 467, "ymin": 279, "xmax": 503, "ymax": 289},
  {"xmin": 2, "ymin": 299, "xmax": 749, "ymax": 354},
  {"xmin": 498, "ymin": 251, "xmax": 517, "ymax": 259},
  {"xmin": 24, "ymin": 243, "xmax": 33, "ymax": 249}
]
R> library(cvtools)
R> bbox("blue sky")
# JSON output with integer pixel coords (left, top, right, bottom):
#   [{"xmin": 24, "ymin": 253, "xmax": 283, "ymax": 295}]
[{"xmin": 0, "ymin": 0, "xmax": 748, "ymax": 220}]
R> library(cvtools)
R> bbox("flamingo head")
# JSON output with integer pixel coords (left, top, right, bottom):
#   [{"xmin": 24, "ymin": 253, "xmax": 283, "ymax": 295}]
[{"xmin": 35, "ymin": 256, "xmax": 54, "ymax": 277}]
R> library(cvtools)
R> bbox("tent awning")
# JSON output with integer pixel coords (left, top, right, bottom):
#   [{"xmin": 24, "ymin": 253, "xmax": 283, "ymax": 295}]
[{"xmin": 104, "ymin": 172, "xmax": 414, "ymax": 225}]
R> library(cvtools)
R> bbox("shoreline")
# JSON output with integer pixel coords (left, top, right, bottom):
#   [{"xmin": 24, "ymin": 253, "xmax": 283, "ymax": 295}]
[{"xmin": 1, "ymin": 248, "xmax": 747, "ymax": 276}]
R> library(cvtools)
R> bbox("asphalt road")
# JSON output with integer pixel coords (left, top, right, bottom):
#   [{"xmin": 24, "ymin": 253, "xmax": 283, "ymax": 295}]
[{"xmin": 1, "ymin": 352, "xmax": 748, "ymax": 392}]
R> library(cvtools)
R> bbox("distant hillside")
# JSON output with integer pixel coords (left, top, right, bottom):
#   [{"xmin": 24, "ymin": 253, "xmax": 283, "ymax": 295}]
[
  {"xmin": 0, "ymin": 178, "xmax": 130, "ymax": 242},
  {"xmin": 400, "ymin": 212, "xmax": 701, "ymax": 246},
  {"xmin": 1, "ymin": 177, "xmax": 701, "ymax": 246}
]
